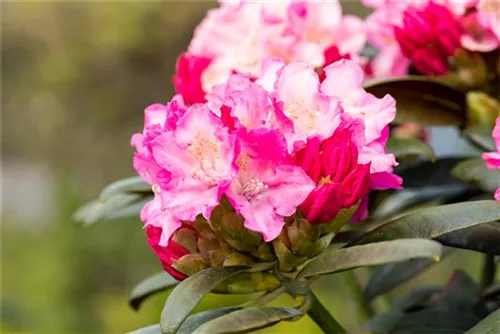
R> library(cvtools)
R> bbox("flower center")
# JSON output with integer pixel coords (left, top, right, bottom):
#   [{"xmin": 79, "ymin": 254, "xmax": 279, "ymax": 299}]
[
  {"xmin": 284, "ymin": 100, "xmax": 318, "ymax": 133},
  {"xmin": 318, "ymin": 175, "xmax": 333, "ymax": 186},
  {"xmin": 242, "ymin": 178, "xmax": 268, "ymax": 201},
  {"xmin": 192, "ymin": 167, "xmax": 222, "ymax": 186},
  {"xmin": 480, "ymin": 1, "xmax": 499, "ymax": 15}
]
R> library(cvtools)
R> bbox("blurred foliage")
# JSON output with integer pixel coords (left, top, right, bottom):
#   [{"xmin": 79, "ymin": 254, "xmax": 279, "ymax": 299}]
[{"xmin": 0, "ymin": 2, "xmax": 490, "ymax": 333}]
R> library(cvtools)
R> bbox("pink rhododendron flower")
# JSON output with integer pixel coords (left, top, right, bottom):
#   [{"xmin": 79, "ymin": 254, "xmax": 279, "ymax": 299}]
[
  {"xmin": 178, "ymin": 0, "xmax": 365, "ymax": 98},
  {"xmin": 173, "ymin": 53, "xmax": 212, "ymax": 105},
  {"xmin": 226, "ymin": 129, "xmax": 315, "ymax": 241},
  {"xmin": 364, "ymin": 0, "xmax": 499, "ymax": 78},
  {"xmin": 133, "ymin": 59, "xmax": 400, "ymax": 248},
  {"xmin": 394, "ymin": 1, "xmax": 463, "ymax": 75},
  {"xmin": 140, "ymin": 194, "xmax": 181, "ymax": 247},
  {"xmin": 482, "ymin": 117, "xmax": 500, "ymax": 201},
  {"xmin": 461, "ymin": 0, "xmax": 500, "ymax": 52},
  {"xmin": 151, "ymin": 105, "xmax": 239, "ymax": 222},
  {"xmin": 131, "ymin": 98, "xmax": 186, "ymax": 185}
]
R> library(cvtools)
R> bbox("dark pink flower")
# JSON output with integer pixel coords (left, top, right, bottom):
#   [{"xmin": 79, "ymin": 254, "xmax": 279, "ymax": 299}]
[
  {"xmin": 394, "ymin": 1, "xmax": 463, "ymax": 75},
  {"xmin": 317, "ymin": 44, "xmax": 351, "ymax": 82},
  {"xmin": 146, "ymin": 225, "xmax": 189, "ymax": 281},
  {"xmin": 173, "ymin": 53, "xmax": 212, "ymax": 105},
  {"xmin": 296, "ymin": 126, "xmax": 371, "ymax": 223}
]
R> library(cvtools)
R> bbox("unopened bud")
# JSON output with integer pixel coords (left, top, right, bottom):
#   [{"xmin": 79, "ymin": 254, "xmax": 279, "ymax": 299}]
[
  {"xmin": 251, "ymin": 243, "xmax": 276, "ymax": 262},
  {"xmin": 210, "ymin": 209, "xmax": 263, "ymax": 252},
  {"xmin": 467, "ymin": 91, "xmax": 500, "ymax": 128},
  {"xmin": 197, "ymin": 230, "xmax": 221, "ymax": 256},
  {"xmin": 286, "ymin": 217, "xmax": 321, "ymax": 256},
  {"xmin": 173, "ymin": 254, "xmax": 209, "ymax": 276},
  {"xmin": 208, "ymin": 250, "xmax": 226, "ymax": 267},
  {"xmin": 172, "ymin": 227, "xmax": 198, "ymax": 254},
  {"xmin": 272, "ymin": 240, "xmax": 308, "ymax": 272},
  {"xmin": 193, "ymin": 215, "xmax": 211, "ymax": 233},
  {"xmin": 223, "ymin": 252, "xmax": 255, "ymax": 266}
]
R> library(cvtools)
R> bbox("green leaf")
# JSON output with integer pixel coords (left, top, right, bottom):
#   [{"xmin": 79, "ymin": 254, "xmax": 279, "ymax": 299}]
[
  {"xmin": 465, "ymin": 309, "xmax": 500, "ymax": 334},
  {"xmin": 364, "ymin": 248, "xmax": 454, "ymax": 302},
  {"xmin": 99, "ymin": 176, "xmax": 152, "ymax": 201},
  {"xmin": 73, "ymin": 193, "xmax": 151, "ymax": 225},
  {"xmin": 128, "ymin": 324, "xmax": 161, "ymax": 334},
  {"xmin": 298, "ymin": 239, "xmax": 442, "ymax": 279},
  {"xmin": 191, "ymin": 307, "xmax": 303, "ymax": 334},
  {"xmin": 354, "ymin": 201, "xmax": 500, "ymax": 245},
  {"xmin": 73, "ymin": 176, "xmax": 153, "ymax": 225},
  {"xmin": 177, "ymin": 307, "xmax": 241, "ymax": 334},
  {"xmin": 363, "ymin": 76, "xmax": 466, "ymax": 126},
  {"xmin": 129, "ymin": 272, "xmax": 178, "ymax": 311},
  {"xmin": 160, "ymin": 263, "xmax": 275, "ymax": 334},
  {"xmin": 463, "ymin": 126, "xmax": 496, "ymax": 152},
  {"xmin": 436, "ymin": 223, "xmax": 500, "ymax": 255},
  {"xmin": 387, "ymin": 138, "xmax": 435, "ymax": 161},
  {"xmin": 452, "ymin": 158, "xmax": 500, "ymax": 195}
]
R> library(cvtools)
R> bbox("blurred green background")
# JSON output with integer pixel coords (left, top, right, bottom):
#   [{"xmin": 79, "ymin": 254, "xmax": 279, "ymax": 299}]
[{"xmin": 1, "ymin": 2, "xmax": 485, "ymax": 333}]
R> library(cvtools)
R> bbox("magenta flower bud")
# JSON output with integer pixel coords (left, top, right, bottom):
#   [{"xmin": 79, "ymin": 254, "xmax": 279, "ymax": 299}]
[
  {"xmin": 146, "ymin": 225, "xmax": 191, "ymax": 281},
  {"xmin": 394, "ymin": 1, "xmax": 463, "ymax": 76},
  {"xmin": 173, "ymin": 53, "xmax": 212, "ymax": 105},
  {"xmin": 297, "ymin": 127, "xmax": 370, "ymax": 224}
]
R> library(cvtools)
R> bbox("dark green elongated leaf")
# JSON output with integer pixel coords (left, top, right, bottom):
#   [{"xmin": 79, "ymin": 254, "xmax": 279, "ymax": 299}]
[
  {"xmin": 364, "ymin": 248, "xmax": 454, "ymax": 302},
  {"xmin": 73, "ymin": 193, "xmax": 151, "ymax": 225},
  {"xmin": 129, "ymin": 272, "xmax": 178, "ymax": 311},
  {"xmin": 99, "ymin": 176, "xmax": 152, "ymax": 200},
  {"xmin": 105, "ymin": 197, "xmax": 151, "ymax": 221},
  {"xmin": 436, "ymin": 223, "xmax": 500, "ymax": 255},
  {"xmin": 298, "ymin": 239, "xmax": 442, "ymax": 279},
  {"xmin": 390, "ymin": 310, "xmax": 479, "ymax": 334},
  {"xmin": 128, "ymin": 324, "xmax": 161, "ymax": 334},
  {"xmin": 160, "ymin": 263, "xmax": 275, "ymax": 334},
  {"xmin": 354, "ymin": 200, "xmax": 500, "ymax": 245},
  {"xmin": 72, "ymin": 199, "xmax": 105, "ymax": 225},
  {"xmin": 245, "ymin": 287, "xmax": 286, "ymax": 308},
  {"xmin": 452, "ymin": 158, "xmax": 500, "ymax": 195},
  {"xmin": 463, "ymin": 126, "xmax": 496, "ymax": 152},
  {"xmin": 387, "ymin": 138, "xmax": 435, "ymax": 161},
  {"xmin": 177, "ymin": 307, "xmax": 241, "ymax": 334},
  {"xmin": 465, "ymin": 309, "xmax": 500, "ymax": 334},
  {"xmin": 191, "ymin": 307, "xmax": 303, "ymax": 334},
  {"xmin": 363, "ymin": 76, "xmax": 466, "ymax": 126}
]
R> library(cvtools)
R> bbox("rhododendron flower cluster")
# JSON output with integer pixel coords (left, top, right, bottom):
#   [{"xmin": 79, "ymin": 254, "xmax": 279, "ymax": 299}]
[
  {"xmin": 133, "ymin": 59, "xmax": 400, "ymax": 278},
  {"xmin": 174, "ymin": 0, "xmax": 366, "ymax": 104},
  {"xmin": 482, "ymin": 117, "xmax": 500, "ymax": 201},
  {"xmin": 364, "ymin": 0, "xmax": 500, "ymax": 77}
]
